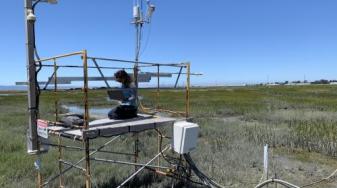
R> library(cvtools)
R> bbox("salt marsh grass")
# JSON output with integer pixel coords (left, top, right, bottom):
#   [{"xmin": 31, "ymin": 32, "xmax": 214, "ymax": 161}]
[{"xmin": 1, "ymin": 85, "xmax": 337, "ymax": 187}]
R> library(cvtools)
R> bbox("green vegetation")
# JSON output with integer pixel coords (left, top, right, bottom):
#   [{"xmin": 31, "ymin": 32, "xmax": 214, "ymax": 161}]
[{"xmin": 1, "ymin": 85, "xmax": 337, "ymax": 187}]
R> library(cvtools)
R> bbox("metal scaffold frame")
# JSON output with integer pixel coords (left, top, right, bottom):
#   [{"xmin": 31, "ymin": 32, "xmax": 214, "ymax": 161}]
[{"xmin": 32, "ymin": 50, "xmax": 192, "ymax": 188}]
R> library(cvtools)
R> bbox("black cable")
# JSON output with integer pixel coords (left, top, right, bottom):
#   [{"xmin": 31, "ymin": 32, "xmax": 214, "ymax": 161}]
[
  {"xmin": 31, "ymin": 3, "xmax": 42, "ymax": 117},
  {"xmin": 155, "ymin": 128, "xmax": 171, "ymax": 163},
  {"xmin": 183, "ymin": 154, "xmax": 225, "ymax": 188},
  {"xmin": 169, "ymin": 170, "xmax": 204, "ymax": 186},
  {"xmin": 139, "ymin": 19, "xmax": 152, "ymax": 57},
  {"xmin": 154, "ymin": 128, "xmax": 191, "ymax": 181},
  {"xmin": 144, "ymin": 166, "xmax": 204, "ymax": 186},
  {"xmin": 154, "ymin": 128, "xmax": 182, "ymax": 166},
  {"xmin": 32, "ymin": 0, "xmax": 42, "ymax": 10},
  {"xmin": 184, "ymin": 154, "xmax": 211, "ymax": 187}
]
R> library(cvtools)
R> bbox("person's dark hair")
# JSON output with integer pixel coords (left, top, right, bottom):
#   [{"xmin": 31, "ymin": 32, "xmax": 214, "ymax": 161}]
[{"xmin": 114, "ymin": 70, "xmax": 132, "ymax": 87}]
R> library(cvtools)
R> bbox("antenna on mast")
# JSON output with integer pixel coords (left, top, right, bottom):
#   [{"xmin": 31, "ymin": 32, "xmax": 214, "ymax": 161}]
[
  {"xmin": 132, "ymin": 0, "xmax": 155, "ymax": 96},
  {"xmin": 146, "ymin": 0, "xmax": 156, "ymax": 22},
  {"xmin": 132, "ymin": 0, "xmax": 155, "ymax": 61}
]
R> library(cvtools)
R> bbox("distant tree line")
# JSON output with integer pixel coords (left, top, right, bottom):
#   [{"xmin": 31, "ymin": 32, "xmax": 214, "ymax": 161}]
[
  {"xmin": 311, "ymin": 79, "xmax": 330, "ymax": 84},
  {"xmin": 269, "ymin": 79, "xmax": 337, "ymax": 85}
]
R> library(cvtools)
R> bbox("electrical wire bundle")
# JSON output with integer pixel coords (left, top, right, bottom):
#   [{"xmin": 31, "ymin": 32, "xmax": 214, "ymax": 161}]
[
  {"xmin": 153, "ymin": 128, "xmax": 203, "ymax": 186},
  {"xmin": 154, "ymin": 128, "xmax": 223, "ymax": 187},
  {"xmin": 183, "ymin": 153, "xmax": 225, "ymax": 188}
]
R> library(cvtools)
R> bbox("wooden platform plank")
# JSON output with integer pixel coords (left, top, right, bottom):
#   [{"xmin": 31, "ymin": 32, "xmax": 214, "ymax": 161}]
[
  {"xmin": 83, "ymin": 116, "xmax": 175, "ymax": 139},
  {"xmin": 47, "ymin": 115, "xmax": 176, "ymax": 140}
]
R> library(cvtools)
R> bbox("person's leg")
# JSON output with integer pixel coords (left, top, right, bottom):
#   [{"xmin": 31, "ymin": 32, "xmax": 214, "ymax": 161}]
[
  {"xmin": 120, "ymin": 105, "xmax": 138, "ymax": 119},
  {"xmin": 108, "ymin": 106, "xmax": 119, "ymax": 119},
  {"xmin": 115, "ymin": 105, "xmax": 137, "ymax": 119},
  {"xmin": 129, "ymin": 106, "xmax": 138, "ymax": 118}
]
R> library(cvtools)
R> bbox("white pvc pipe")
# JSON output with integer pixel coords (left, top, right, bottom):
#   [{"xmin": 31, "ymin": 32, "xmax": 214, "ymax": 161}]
[{"xmin": 263, "ymin": 144, "xmax": 268, "ymax": 180}]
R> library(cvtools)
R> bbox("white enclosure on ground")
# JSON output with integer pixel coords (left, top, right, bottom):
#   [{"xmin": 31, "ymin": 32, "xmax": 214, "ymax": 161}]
[{"xmin": 173, "ymin": 121, "xmax": 199, "ymax": 154}]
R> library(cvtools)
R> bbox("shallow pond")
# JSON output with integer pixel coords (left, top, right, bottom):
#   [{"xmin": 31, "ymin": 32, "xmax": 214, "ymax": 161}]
[
  {"xmin": 62, "ymin": 105, "xmax": 114, "ymax": 117},
  {"xmin": 0, "ymin": 93, "xmax": 26, "ymax": 96}
]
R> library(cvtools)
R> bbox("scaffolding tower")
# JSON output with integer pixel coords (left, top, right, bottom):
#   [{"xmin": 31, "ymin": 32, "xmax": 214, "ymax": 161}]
[{"xmin": 28, "ymin": 50, "xmax": 192, "ymax": 188}]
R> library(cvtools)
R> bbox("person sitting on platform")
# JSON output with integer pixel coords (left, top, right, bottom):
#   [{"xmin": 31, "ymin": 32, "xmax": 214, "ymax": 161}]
[{"xmin": 108, "ymin": 70, "xmax": 138, "ymax": 119}]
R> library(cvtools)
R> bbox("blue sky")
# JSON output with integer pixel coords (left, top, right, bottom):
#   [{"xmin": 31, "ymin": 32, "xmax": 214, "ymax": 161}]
[{"xmin": 1, "ymin": 0, "xmax": 337, "ymax": 86}]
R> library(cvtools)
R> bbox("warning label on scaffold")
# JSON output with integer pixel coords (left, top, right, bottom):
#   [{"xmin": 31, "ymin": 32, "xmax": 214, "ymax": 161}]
[{"xmin": 37, "ymin": 119, "xmax": 48, "ymax": 139}]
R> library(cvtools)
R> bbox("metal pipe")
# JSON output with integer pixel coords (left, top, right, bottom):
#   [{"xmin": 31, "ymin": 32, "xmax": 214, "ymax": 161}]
[
  {"xmin": 43, "ymin": 66, "xmax": 59, "ymax": 90},
  {"xmin": 172, "ymin": 72, "xmax": 201, "ymax": 76},
  {"xmin": 87, "ymin": 56, "xmax": 185, "ymax": 67},
  {"xmin": 36, "ymin": 54, "xmax": 190, "ymax": 68},
  {"xmin": 133, "ymin": 65, "xmax": 139, "ymax": 105},
  {"xmin": 43, "ymin": 143, "xmax": 135, "ymax": 156},
  {"xmin": 185, "ymin": 63, "xmax": 191, "ymax": 118},
  {"xmin": 174, "ymin": 67, "xmax": 183, "ymax": 88},
  {"xmin": 60, "ymin": 160, "xmax": 86, "ymax": 172},
  {"xmin": 37, "ymin": 170, "xmax": 42, "ymax": 188},
  {"xmin": 38, "ymin": 65, "xmax": 200, "ymax": 76},
  {"xmin": 42, "ymin": 136, "xmax": 120, "ymax": 187},
  {"xmin": 53, "ymin": 59, "xmax": 58, "ymax": 124},
  {"xmin": 137, "ymin": 64, "xmax": 156, "ymax": 68},
  {"xmin": 133, "ymin": 23, "xmax": 140, "ymax": 107},
  {"xmin": 38, "ymin": 64, "xmax": 134, "ymax": 70},
  {"xmin": 83, "ymin": 51, "xmax": 89, "ymax": 130},
  {"xmin": 156, "ymin": 65, "xmax": 160, "ymax": 169},
  {"xmin": 35, "ymin": 51, "xmax": 84, "ymax": 63},
  {"xmin": 37, "ymin": 63, "xmax": 200, "ymax": 75},
  {"xmin": 134, "ymin": 133, "xmax": 139, "ymax": 171},
  {"xmin": 117, "ymin": 145, "xmax": 170, "ymax": 188},
  {"xmin": 48, "ymin": 131, "xmax": 83, "ymax": 141},
  {"xmin": 156, "ymin": 65, "xmax": 160, "ymax": 109},
  {"xmin": 25, "ymin": 0, "xmax": 39, "ymax": 154},
  {"xmin": 91, "ymin": 158, "xmax": 170, "ymax": 169},
  {"xmin": 36, "ymin": 154, "xmax": 42, "ymax": 188},
  {"xmin": 54, "ymin": 60, "xmax": 63, "ymax": 187},
  {"xmin": 92, "ymin": 59, "xmax": 111, "ymax": 88},
  {"xmin": 34, "ymin": 51, "xmax": 186, "ymax": 67},
  {"xmin": 58, "ymin": 137, "xmax": 64, "ymax": 187},
  {"xmin": 36, "ymin": 64, "xmax": 201, "ymax": 75},
  {"xmin": 82, "ymin": 50, "xmax": 91, "ymax": 188},
  {"xmin": 156, "ymin": 108, "xmax": 186, "ymax": 116}
]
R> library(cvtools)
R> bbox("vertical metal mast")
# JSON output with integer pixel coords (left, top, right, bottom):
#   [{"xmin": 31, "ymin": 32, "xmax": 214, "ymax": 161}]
[
  {"xmin": 132, "ymin": 0, "xmax": 155, "ymax": 169},
  {"xmin": 24, "ymin": 0, "xmax": 39, "ymax": 154},
  {"xmin": 134, "ymin": 23, "xmax": 141, "ymax": 88},
  {"xmin": 133, "ymin": 0, "xmax": 142, "ymax": 93},
  {"xmin": 132, "ymin": 0, "xmax": 155, "ymax": 92},
  {"xmin": 132, "ymin": 0, "xmax": 142, "ymax": 169}
]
